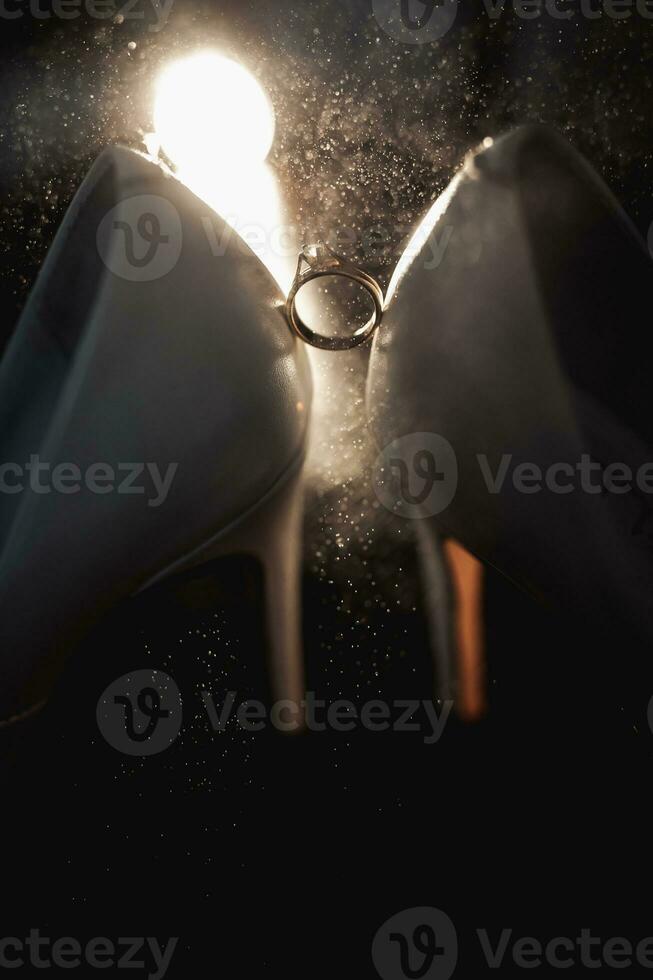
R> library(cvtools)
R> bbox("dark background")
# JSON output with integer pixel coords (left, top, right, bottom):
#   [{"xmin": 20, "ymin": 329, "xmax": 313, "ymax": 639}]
[{"xmin": 2, "ymin": 1, "xmax": 653, "ymax": 975}]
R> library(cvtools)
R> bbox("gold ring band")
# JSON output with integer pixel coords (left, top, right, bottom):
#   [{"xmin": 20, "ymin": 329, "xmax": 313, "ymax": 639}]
[{"xmin": 285, "ymin": 243, "xmax": 385, "ymax": 351}]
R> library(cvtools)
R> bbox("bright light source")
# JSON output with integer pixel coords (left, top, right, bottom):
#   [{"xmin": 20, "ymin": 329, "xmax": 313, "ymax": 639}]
[{"xmin": 154, "ymin": 51, "xmax": 275, "ymax": 173}]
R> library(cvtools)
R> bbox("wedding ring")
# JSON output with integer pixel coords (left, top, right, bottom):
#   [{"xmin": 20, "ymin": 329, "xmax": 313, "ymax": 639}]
[{"xmin": 286, "ymin": 242, "xmax": 385, "ymax": 351}]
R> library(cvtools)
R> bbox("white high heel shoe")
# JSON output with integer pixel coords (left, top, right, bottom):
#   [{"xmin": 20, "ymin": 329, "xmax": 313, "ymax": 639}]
[
  {"xmin": 368, "ymin": 125, "xmax": 653, "ymax": 654},
  {"xmin": 0, "ymin": 146, "xmax": 312, "ymax": 725}
]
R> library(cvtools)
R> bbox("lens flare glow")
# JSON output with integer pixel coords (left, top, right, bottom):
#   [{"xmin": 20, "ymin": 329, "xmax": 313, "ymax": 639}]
[
  {"xmin": 154, "ymin": 52, "xmax": 275, "ymax": 173},
  {"xmin": 153, "ymin": 51, "xmax": 294, "ymax": 293}
]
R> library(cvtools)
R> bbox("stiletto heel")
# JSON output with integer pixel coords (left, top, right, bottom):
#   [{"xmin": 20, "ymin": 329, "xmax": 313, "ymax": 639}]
[
  {"xmin": 442, "ymin": 539, "xmax": 486, "ymax": 722},
  {"xmin": 258, "ymin": 469, "xmax": 305, "ymax": 717},
  {"xmin": 414, "ymin": 519, "xmax": 456, "ymax": 704},
  {"xmin": 140, "ymin": 463, "xmax": 307, "ymax": 719},
  {"xmin": 415, "ymin": 520, "xmax": 487, "ymax": 720}
]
